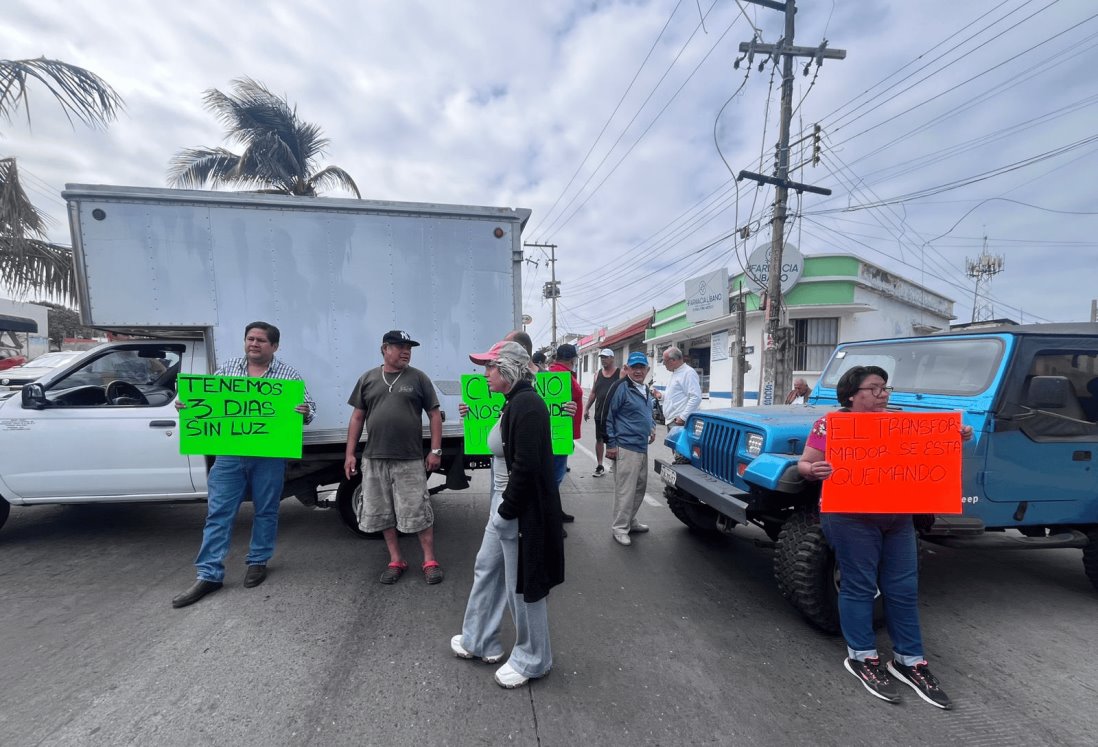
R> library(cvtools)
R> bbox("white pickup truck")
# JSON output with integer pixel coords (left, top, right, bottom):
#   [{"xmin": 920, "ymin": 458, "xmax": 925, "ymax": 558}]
[{"xmin": 0, "ymin": 184, "xmax": 529, "ymax": 535}]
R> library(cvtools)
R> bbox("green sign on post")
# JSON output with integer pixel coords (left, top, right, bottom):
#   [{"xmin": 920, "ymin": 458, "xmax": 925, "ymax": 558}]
[
  {"xmin": 178, "ymin": 374, "xmax": 305, "ymax": 459},
  {"xmin": 460, "ymin": 371, "xmax": 574, "ymax": 456}
]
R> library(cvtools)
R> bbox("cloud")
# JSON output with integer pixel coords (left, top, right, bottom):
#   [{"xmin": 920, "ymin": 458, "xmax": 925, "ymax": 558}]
[{"xmin": 1, "ymin": 0, "xmax": 1095, "ymax": 330}]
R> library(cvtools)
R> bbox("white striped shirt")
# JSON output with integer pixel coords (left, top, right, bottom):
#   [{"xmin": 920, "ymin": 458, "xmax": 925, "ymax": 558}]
[{"xmin": 214, "ymin": 356, "xmax": 317, "ymax": 424}]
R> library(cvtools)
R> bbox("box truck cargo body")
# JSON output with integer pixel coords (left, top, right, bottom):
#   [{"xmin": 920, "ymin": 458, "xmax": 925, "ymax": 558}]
[{"xmin": 0, "ymin": 184, "xmax": 529, "ymax": 535}]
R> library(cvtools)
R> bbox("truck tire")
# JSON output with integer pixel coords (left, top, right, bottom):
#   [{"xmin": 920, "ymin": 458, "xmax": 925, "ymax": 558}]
[
  {"xmin": 335, "ymin": 477, "xmax": 382, "ymax": 539},
  {"xmin": 0, "ymin": 497, "xmax": 9, "ymax": 532},
  {"xmin": 773, "ymin": 510, "xmax": 841, "ymax": 634},
  {"xmin": 665, "ymin": 486, "xmax": 721, "ymax": 534},
  {"xmin": 1084, "ymin": 529, "xmax": 1098, "ymax": 592}
]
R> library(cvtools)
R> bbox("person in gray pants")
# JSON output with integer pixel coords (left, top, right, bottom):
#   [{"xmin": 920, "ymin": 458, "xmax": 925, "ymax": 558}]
[{"xmin": 603, "ymin": 351, "xmax": 656, "ymax": 546}]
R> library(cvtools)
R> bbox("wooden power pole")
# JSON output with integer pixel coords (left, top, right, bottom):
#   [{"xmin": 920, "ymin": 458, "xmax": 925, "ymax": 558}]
[{"xmin": 736, "ymin": 0, "xmax": 845, "ymax": 404}]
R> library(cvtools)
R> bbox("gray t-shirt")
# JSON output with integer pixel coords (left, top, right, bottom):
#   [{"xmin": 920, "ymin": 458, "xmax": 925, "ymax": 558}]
[{"xmin": 347, "ymin": 366, "xmax": 439, "ymax": 460}]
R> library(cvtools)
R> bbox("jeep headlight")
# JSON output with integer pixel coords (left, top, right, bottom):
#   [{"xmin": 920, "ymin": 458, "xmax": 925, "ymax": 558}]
[
  {"xmin": 692, "ymin": 419, "xmax": 704, "ymax": 437},
  {"xmin": 745, "ymin": 433, "xmax": 764, "ymax": 456}
]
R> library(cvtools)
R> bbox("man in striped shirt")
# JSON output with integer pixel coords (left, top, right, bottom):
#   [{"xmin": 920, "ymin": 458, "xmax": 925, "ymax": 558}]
[{"xmin": 172, "ymin": 321, "xmax": 316, "ymax": 608}]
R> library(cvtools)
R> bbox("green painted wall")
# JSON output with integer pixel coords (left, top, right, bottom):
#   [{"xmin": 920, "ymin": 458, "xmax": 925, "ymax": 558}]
[{"xmin": 653, "ymin": 300, "xmax": 686, "ymax": 323}]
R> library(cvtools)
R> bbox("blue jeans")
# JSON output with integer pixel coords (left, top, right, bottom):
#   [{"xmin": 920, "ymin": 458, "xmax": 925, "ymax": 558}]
[
  {"xmin": 819, "ymin": 512, "xmax": 924, "ymax": 666},
  {"xmin": 195, "ymin": 456, "xmax": 286, "ymax": 582},
  {"xmin": 460, "ymin": 475, "xmax": 552, "ymax": 677},
  {"xmin": 552, "ymin": 454, "xmax": 568, "ymax": 487}
]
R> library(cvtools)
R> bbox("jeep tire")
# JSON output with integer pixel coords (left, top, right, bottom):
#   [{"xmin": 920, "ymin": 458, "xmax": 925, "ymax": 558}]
[
  {"xmin": 773, "ymin": 509, "xmax": 841, "ymax": 633},
  {"xmin": 665, "ymin": 486, "xmax": 721, "ymax": 534},
  {"xmin": 0, "ymin": 497, "xmax": 9, "ymax": 532},
  {"xmin": 1084, "ymin": 529, "xmax": 1098, "ymax": 592}
]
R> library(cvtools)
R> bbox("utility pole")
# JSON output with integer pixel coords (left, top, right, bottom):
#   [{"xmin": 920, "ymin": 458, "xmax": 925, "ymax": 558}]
[
  {"xmin": 735, "ymin": 0, "xmax": 845, "ymax": 405},
  {"xmin": 525, "ymin": 242, "xmax": 559, "ymax": 346},
  {"xmin": 733, "ymin": 281, "xmax": 748, "ymax": 407}
]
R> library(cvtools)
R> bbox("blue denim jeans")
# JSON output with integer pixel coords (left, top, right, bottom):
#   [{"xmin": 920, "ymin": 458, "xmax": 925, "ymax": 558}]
[
  {"xmin": 195, "ymin": 456, "xmax": 286, "ymax": 582},
  {"xmin": 460, "ymin": 464, "xmax": 552, "ymax": 678},
  {"xmin": 552, "ymin": 454, "xmax": 568, "ymax": 487},
  {"xmin": 819, "ymin": 512, "xmax": 925, "ymax": 666}
]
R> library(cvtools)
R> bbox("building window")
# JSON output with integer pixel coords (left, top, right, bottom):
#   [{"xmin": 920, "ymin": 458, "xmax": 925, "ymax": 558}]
[{"xmin": 793, "ymin": 318, "xmax": 838, "ymax": 371}]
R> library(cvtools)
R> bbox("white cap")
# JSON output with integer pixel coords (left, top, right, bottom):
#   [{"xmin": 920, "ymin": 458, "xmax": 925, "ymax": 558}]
[{"xmin": 599, "ymin": 348, "xmax": 614, "ymax": 357}]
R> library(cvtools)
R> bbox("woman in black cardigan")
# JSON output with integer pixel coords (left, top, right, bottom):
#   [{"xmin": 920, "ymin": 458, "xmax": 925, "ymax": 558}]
[{"xmin": 451, "ymin": 341, "xmax": 565, "ymax": 689}]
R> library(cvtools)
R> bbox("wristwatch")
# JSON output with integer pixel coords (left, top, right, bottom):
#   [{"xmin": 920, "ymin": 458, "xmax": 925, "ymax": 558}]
[{"xmin": 430, "ymin": 448, "xmax": 443, "ymax": 456}]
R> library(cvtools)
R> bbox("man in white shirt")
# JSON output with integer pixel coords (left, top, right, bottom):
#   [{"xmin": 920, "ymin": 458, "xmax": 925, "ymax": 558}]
[{"xmin": 654, "ymin": 346, "xmax": 702, "ymax": 462}]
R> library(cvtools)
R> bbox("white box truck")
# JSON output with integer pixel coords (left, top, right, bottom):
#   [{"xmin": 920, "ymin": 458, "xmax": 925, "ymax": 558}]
[{"xmin": 0, "ymin": 184, "xmax": 529, "ymax": 535}]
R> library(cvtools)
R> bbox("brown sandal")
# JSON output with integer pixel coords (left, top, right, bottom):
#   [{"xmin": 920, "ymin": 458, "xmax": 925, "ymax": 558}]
[{"xmin": 379, "ymin": 560, "xmax": 408, "ymax": 584}]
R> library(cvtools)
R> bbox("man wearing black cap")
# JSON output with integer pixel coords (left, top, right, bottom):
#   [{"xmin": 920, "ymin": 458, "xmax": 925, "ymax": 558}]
[
  {"xmin": 345, "ymin": 330, "xmax": 445, "ymax": 585},
  {"xmin": 548, "ymin": 344, "xmax": 583, "ymax": 523}
]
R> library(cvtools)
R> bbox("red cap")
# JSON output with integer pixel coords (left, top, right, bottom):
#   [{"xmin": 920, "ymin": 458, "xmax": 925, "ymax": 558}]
[{"xmin": 469, "ymin": 341, "xmax": 510, "ymax": 365}]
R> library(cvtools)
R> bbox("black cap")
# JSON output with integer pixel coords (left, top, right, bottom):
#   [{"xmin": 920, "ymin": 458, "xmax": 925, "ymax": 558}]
[
  {"xmin": 382, "ymin": 330, "xmax": 420, "ymax": 346},
  {"xmin": 532, "ymin": 350, "xmax": 547, "ymax": 365},
  {"xmin": 555, "ymin": 343, "xmax": 578, "ymax": 360}
]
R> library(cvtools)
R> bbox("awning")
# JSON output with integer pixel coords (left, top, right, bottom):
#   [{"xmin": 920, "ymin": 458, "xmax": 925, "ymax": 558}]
[
  {"xmin": 0, "ymin": 314, "xmax": 38, "ymax": 333},
  {"xmin": 594, "ymin": 317, "xmax": 651, "ymax": 349}
]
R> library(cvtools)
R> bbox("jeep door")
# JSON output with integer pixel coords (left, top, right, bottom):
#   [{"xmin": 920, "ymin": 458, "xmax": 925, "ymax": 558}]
[{"xmin": 984, "ymin": 342, "xmax": 1098, "ymax": 512}]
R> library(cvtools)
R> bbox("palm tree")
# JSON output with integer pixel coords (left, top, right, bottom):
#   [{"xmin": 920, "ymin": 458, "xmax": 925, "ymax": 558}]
[
  {"xmin": 0, "ymin": 58, "xmax": 123, "ymax": 303},
  {"xmin": 168, "ymin": 77, "xmax": 360, "ymax": 198}
]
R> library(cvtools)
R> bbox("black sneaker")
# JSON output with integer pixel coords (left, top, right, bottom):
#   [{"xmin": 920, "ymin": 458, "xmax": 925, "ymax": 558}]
[
  {"xmin": 561, "ymin": 512, "xmax": 575, "ymax": 523},
  {"xmin": 844, "ymin": 657, "xmax": 902, "ymax": 703},
  {"xmin": 888, "ymin": 660, "xmax": 953, "ymax": 710},
  {"xmin": 593, "ymin": 465, "xmax": 605, "ymax": 477}
]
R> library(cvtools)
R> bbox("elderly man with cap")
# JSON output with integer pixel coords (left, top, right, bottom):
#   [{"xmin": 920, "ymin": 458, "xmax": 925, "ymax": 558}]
[
  {"xmin": 584, "ymin": 348, "xmax": 620, "ymax": 477},
  {"xmin": 603, "ymin": 352, "xmax": 656, "ymax": 546},
  {"xmin": 547, "ymin": 344, "xmax": 583, "ymax": 522},
  {"xmin": 344, "ymin": 330, "xmax": 445, "ymax": 585}
]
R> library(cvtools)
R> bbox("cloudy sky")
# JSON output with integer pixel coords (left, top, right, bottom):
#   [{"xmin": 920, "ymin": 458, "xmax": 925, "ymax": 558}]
[{"xmin": 4, "ymin": 0, "xmax": 1096, "ymax": 344}]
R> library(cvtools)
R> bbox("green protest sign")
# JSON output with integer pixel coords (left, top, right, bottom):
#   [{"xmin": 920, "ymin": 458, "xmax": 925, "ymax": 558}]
[
  {"xmin": 460, "ymin": 371, "xmax": 575, "ymax": 456},
  {"xmin": 178, "ymin": 374, "xmax": 305, "ymax": 459},
  {"xmin": 535, "ymin": 371, "xmax": 575, "ymax": 456},
  {"xmin": 461, "ymin": 374, "xmax": 505, "ymax": 455}
]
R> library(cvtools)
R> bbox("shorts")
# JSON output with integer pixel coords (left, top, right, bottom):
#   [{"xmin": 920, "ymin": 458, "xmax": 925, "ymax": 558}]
[
  {"xmin": 359, "ymin": 458, "xmax": 434, "ymax": 534},
  {"xmin": 594, "ymin": 409, "xmax": 608, "ymax": 442}
]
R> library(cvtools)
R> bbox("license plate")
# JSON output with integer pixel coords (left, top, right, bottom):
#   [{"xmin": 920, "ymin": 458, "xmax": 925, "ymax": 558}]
[{"xmin": 661, "ymin": 465, "xmax": 677, "ymax": 487}]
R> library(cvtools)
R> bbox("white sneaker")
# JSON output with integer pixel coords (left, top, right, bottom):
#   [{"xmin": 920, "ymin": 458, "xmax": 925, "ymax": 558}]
[
  {"xmin": 451, "ymin": 634, "xmax": 504, "ymax": 664},
  {"xmin": 629, "ymin": 522, "xmax": 649, "ymax": 533},
  {"xmin": 494, "ymin": 661, "xmax": 530, "ymax": 688},
  {"xmin": 612, "ymin": 533, "xmax": 632, "ymax": 546}
]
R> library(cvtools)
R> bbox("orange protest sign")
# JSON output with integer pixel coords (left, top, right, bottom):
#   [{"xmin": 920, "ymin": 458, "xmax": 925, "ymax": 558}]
[{"xmin": 820, "ymin": 411, "xmax": 963, "ymax": 514}]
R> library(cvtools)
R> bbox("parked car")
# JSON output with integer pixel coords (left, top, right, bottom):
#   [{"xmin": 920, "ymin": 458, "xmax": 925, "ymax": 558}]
[{"xmin": 0, "ymin": 351, "xmax": 87, "ymax": 391}]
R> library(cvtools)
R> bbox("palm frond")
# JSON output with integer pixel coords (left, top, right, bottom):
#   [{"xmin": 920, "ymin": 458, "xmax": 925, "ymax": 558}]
[
  {"xmin": 167, "ymin": 147, "xmax": 243, "ymax": 189},
  {"xmin": 170, "ymin": 76, "xmax": 358, "ymax": 197},
  {"xmin": 0, "ymin": 237, "xmax": 74, "ymax": 303},
  {"xmin": 0, "ymin": 57, "xmax": 123, "ymax": 129},
  {"xmin": 308, "ymin": 166, "xmax": 361, "ymax": 198},
  {"xmin": 0, "ymin": 158, "xmax": 49, "ymax": 241}
]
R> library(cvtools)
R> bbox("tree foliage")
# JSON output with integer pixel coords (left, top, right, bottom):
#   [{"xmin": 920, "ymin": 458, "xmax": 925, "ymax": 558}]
[
  {"xmin": 168, "ymin": 77, "xmax": 360, "ymax": 198},
  {"xmin": 0, "ymin": 57, "xmax": 123, "ymax": 304}
]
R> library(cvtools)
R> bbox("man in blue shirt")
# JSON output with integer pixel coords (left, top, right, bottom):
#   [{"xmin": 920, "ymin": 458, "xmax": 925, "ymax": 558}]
[
  {"xmin": 603, "ymin": 352, "xmax": 656, "ymax": 546},
  {"xmin": 172, "ymin": 321, "xmax": 316, "ymax": 608}
]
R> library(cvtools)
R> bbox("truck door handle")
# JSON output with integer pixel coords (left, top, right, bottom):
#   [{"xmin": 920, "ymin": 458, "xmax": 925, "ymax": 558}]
[{"xmin": 150, "ymin": 420, "xmax": 176, "ymax": 428}]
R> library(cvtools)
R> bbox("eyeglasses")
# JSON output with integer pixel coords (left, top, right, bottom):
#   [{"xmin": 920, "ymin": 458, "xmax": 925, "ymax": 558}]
[{"xmin": 857, "ymin": 385, "xmax": 894, "ymax": 396}]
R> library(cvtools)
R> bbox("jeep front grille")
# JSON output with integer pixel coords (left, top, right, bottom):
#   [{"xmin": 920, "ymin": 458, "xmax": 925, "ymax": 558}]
[{"xmin": 698, "ymin": 420, "xmax": 740, "ymax": 483}]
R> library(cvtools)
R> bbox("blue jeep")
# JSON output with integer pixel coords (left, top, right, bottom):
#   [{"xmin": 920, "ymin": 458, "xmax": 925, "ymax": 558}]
[{"xmin": 655, "ymin": 323, "xmax": 1098, "ymax": 632}]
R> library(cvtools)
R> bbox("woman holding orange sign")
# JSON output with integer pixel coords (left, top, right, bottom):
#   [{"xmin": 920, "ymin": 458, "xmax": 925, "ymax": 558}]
[{"xmin": 798, "ymin": 365, "xmax": 972, "ymax": 711}]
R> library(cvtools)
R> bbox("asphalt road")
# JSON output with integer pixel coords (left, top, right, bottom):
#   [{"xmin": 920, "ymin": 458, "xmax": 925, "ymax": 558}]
[{"xmin": 1, "ymin": 430, "xmax": 1095, "ymax": 746}]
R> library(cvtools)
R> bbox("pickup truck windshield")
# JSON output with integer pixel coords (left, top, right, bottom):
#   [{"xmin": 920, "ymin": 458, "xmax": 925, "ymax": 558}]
[{"xmin": 821, "ymin": 337, "xmax": 1004, "ymax": 396}]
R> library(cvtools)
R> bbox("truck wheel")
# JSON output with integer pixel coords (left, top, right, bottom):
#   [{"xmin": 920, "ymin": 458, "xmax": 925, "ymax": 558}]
[
  {"xmin": 773, "ymin": 510, "xmax": 841, "ymax": 634},
  {"xmin": 335, "ymin": 477, "xmax": 383, "ymax": 539},
  {"xmin": 1084, "ymin": 529, "xmax": 1098, "ymax": 592},
  {"xmin": 0, "ymin": 497, "xmax": 9, "ymax": 532},
  {"xmin": 665, "ymin": 486, "xmax": 721, "ymax": 534}
]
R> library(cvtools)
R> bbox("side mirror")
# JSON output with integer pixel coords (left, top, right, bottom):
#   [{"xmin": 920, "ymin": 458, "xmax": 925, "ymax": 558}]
[{"xmin": 21, "ymin": 383, "xmax": 48, "ymax": 410}]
